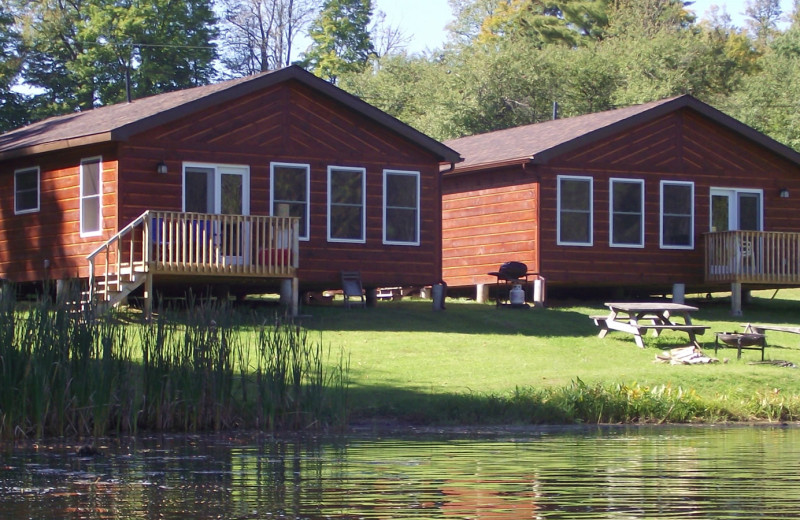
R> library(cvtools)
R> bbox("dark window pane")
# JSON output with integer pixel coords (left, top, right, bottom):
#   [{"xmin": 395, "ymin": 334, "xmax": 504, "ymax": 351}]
[
  {"xmin": 15, "ymin": 169, "xmax": 39, "ymax": 213},
  {"xmin": 613, "ymin": 182, "xmax": 641, "ymax": 213},
  {"xmin": 613, "ymin": 214, "xmax": 641, "ymax": 244},
  {"xmin": 663, "ymin": 216, "xmax": 691, "ymax": 246},
  {"xmin": 330, "ymin": 169, "xmax": 362, "ymax": 204},
  {"xmin": 185, "ymin": 168, "xmax": 211, "ymax": 213},
  {"xmin": 560, "ymin": 212, "xmax": 590, "ymax": 243},
  {"xmin": 663, "ymin": 184, "xmax": 691, "ymax": 214},
  {"xmin": 386, "ymin": 175, "xmax": 417, "ymax": 207},
  {"xmin": 386, "ymin": 208, "xmax": 417, "ymax": 243},
  {"xmin": 560, "ymin": 180, "xmax": 590, "ymax": 210},
  {"xmin": 330, "ymin": 205, "xmax": 362, "ymax": 240}
]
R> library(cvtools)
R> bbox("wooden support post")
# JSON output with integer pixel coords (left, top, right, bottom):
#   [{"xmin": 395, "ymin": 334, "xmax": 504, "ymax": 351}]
[
  {"xmin": 476, "ymin": 283, "xmax": 489, "ymax": 303},
  {"xmin": 672, "ymin": 283, "xmax": 685, "ymax": 304},
  {"xmin": 291, "ymin": 277, "xmax": 299, "ymax": 317},
  {"xmin": 144, "ymin": 274, "xmax": 153, "ymax": 320},
  {"xmin": 731, "ymin": 282, "xmax": 742, "ymax": 316},
  {"xmin": 280, "ymin": 278, "xmax": 292, "ymax": 309}
]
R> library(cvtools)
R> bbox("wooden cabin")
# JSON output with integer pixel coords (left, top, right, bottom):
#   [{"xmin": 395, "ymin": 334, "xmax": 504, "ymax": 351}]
[
  {"xmin": 441, "ymin": 95, "xmax": 800, "ymax": 313},
  {"xmin": 0, "ymin": 65, "xmax": 461, "ymax": 314}
]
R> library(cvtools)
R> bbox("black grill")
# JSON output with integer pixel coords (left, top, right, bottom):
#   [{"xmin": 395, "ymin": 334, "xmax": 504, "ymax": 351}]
[{"xmin": 498, "ymin": 261, "xmax": 528, "ymax": 280}]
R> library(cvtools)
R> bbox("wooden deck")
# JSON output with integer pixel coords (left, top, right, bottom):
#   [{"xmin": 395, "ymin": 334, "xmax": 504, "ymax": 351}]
[
  {"xmin": 88, "ymin": 210, "xmax": 300, "ymax": 313},
  {"xmin": 705, "ymin": 231, "xmax": 800, "ymax": 285}
]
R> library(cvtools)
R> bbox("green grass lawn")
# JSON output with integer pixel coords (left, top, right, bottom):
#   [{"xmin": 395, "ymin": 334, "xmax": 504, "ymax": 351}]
[{"xmin": 294, "ymin": 289, "xmax": 800, "ymax": 423}]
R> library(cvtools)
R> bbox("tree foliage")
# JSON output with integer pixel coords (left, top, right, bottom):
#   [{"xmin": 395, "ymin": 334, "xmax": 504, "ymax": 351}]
[
  {"xmin": 299, "ymin": 0, "xmax": 374, "ymax": 82},
  {"xmin": 11, "ymin": 0, "xmax": 217, "ymax": 118},
  {"xmin": 0, "ymin": 5, "xmax": 27, "ymax": 131}
]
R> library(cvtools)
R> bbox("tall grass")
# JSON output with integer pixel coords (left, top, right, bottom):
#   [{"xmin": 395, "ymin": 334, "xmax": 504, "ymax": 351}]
[{"xmin": 0, "ymin": 289, "xmax": 350, "ymax": 440}]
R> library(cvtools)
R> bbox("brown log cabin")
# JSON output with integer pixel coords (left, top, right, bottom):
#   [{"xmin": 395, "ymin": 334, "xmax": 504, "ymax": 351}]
[
  {"xmin": 442, "ymin": 95, "xmax": 800, "ymax": 314},
  {"xmin": 0, "ymin": 65, "xmax": 461, "ymax": 315}
]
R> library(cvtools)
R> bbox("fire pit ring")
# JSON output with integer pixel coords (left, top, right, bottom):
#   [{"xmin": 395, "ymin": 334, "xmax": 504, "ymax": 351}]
[{"xmin": 714, "ymin": 332, "xmax": 767, "ymax": 360}]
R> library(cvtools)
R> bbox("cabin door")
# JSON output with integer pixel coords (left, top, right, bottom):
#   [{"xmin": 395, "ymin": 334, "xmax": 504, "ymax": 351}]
[
  {"xmin": 183, "ymin": 164, "xmax": 251, "ymax": 265},
  {"xmin": 709, "ymin": 188, "xmax": 763, "ymax": 274}
]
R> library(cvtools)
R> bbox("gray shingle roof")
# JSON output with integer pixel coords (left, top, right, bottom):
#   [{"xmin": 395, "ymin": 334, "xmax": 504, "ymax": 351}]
[{"xmin": 444, "ymin": 95, "xmax": 800, "ymax": 171}]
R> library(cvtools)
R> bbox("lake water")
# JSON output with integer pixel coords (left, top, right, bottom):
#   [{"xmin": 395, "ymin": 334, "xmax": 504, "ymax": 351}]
[{"xmin": 2, "ymin": 425, "xmax": 799, "ymax": 519}]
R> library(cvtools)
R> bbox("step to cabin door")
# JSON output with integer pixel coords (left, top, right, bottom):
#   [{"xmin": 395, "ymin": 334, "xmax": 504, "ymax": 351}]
[
  {"xmin": 709, "ymin": 188, "xmax": 763, "ymax": 275},
  {"xmin": 184, "ymin": 163, "xmax": 251, "ymax": 265}
]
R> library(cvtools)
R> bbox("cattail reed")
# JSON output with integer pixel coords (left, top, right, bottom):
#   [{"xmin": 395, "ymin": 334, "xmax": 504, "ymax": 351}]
[{"xmin": 0, "ymin": 287, "xmax": 349, "ymax": 440}]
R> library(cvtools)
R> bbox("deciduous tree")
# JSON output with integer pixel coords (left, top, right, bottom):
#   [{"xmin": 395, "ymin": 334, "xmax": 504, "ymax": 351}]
[
  {"xmin": 299, "ymin": 0, "xmax": 374, "ymax": 83},
  {"xmin": 0, "ymin": 4, "xmax": 27, "ymax": 131},
  {"xmin": 13, "ymin": 0, "xmax": 218, "ymax": 118},
  {"xmin": 219, "ymin": 0, "xmax": 318, "ymax": 76}
]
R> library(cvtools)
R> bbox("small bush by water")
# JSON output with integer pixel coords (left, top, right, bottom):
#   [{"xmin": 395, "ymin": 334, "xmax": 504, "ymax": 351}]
[{"xmin": 0, "ymin": 291, "xmax": 350, "ymax": 440}]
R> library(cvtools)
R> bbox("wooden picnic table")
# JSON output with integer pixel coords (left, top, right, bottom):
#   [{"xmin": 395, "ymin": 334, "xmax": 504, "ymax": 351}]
[{"xmin": 592, "ymin": 302, "xmax": 710, "ymax": 348}]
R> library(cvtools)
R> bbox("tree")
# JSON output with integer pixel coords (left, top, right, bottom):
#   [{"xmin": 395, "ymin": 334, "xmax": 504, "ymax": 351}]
[
  {"xmin": 299, "ymin": 0, "xmax": 374, "ymax": 82},
  {"xmin": 744, "ymin": 0, "xmax": 782, "ymax": 48},
  {"xmin": 14, "ymin": 0, "xmax": 218, "ymax": 118},
  {"xmin": 445, "ymin": 0, "xmax": 506, "ymax": 45},
  {"xmin": 0, "ymin": 4, "xmax": 28, "ymax": 131},
  {"xmin": 477, "ymin": 0, "xmax": 610, "ymax": 47},
  {"xmin": 370, "ymin": 10, "xmax": 410, "ymax": 58},
  {"xmin": 219, "ymin": 0, "xmax": 318, "ymax": 76}
]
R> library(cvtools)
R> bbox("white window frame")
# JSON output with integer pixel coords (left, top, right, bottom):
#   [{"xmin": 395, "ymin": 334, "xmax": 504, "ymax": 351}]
[
  {"xmin": 14, "ymin": 166, "xmax": 40, "ymax": 215},
  {"xmin": 327, "ymin": 165, "xmax": 366, "ymax": 243},
  {"xmin": 383, "ymin": 169, "xmax": 421, "ymax": 246},
  {"xmin": 709, "ymin": 187, "xmax": 764, "ymax": 232},
  {"xmin": 182, "ymin": 161, "xmax": 251, "ymax": 215},
  {"xmin": 609, "ymin": 178, "xmax": 645, "ymax": 248},
  {"xmin": 80, "ymin": 156, "xmax": 103, "ymax": 237},
  {"xmin": 660, "ymin": 180, "xmax": 695, "ymax": 249},
  {"xmin": 270, "ymin": 162, "xmax": 310, "ymax": 241},
  {"xmin": 557, "ymin": 175, "xmax": 593, "ymax": 246}
]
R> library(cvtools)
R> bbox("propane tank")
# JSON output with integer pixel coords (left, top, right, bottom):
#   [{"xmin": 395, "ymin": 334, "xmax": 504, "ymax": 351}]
[{"xmin": 509, "ymin": 283, "xmax": 525, "ymax": 305}]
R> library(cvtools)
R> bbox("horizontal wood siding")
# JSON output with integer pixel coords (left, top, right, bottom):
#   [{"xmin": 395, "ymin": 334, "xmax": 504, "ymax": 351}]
[
  {"xmin": 442, "ymin": 166, "xmax": 538, "ymax": 287},
  {"xmin": 119, "ymin": 80, "xmax": 443, "ymax": 290},
  {"xmin": 0, "ymin": 145, "xmax": 119, "ymax": 283},
  {"xmin": 536, "ymin": 109, "xmax": 800, "ymax": 291}
]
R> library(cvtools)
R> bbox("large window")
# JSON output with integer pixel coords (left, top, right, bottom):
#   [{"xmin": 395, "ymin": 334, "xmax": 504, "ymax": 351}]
[
  {"xmin": 80, "ymin": 157, "xmax": 102, "ymax": 236},
  {"xmin": 557, "ymin": 175, "xmax": 593, "ymax": 246},
  {"xmin": 328, "ymin": 166, "xmax": 365, "ymax": 242},
  {"xmin": 383, "ymin": 170, "xmax": 420, "ymax": 245},
  {"xmin": 14, "ymin": 166, "xmax": 40, "ymax": 215},
  {"xmin": 610, "ymin": 178, "xmax": 644, "ymax": 247},
  {"xmin": 271, "ymin": 163, "xmax": 310, "ymax": 240},
  {"xmin": 661, "ymin": 181, "xmax": 694, "ymax": 249}
]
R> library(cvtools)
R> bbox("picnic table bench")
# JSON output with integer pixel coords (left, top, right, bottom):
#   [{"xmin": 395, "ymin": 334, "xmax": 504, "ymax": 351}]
[
  {"xmin": 592, "ymin": 302, "xmax": 710, "ymax": 348},
  {"xmin": 742, "ymin": 323, "xmax": 800, "ymax": 336}
]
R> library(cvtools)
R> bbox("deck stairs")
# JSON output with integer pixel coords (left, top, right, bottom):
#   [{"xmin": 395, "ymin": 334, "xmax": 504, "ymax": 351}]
[{"xmin": 84, "ymin": 266, "xmax": 149, "ymax": 313}]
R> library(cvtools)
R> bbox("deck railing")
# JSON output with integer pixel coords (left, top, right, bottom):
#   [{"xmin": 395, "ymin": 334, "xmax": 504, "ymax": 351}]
[
  {"xmin": 88, "ymin": 210, "xmax": 300, "ymax": 303},
  {"xmin": 146, "ymin": 210, "xmax": 299, "ymax": 275},
  {"xmin": 705, "ymin": 230, "xmax": 800, "ymax": 284}
]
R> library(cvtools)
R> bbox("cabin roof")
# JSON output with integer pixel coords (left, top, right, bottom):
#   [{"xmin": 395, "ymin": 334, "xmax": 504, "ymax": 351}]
[
  {"xmin": 443, "ymin": 95, "xmax": 800, "ymax": 172},
  {"xmin": 0, "ymin": 65, "xmax": 462, "ymax": 163}
]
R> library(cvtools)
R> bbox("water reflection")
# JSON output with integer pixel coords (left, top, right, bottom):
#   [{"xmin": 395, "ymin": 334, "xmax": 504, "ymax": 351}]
[{"xmin": 2, "ymin": 426, "xmax": 799, "ymax": 519}]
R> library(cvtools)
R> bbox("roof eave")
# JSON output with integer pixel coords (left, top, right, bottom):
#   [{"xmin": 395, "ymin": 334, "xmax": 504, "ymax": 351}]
[
  {"xmin": 0, "ymin": 132, "xmax": 114, "ymax": 162},
  {"xmin": 446, "ymin": 156, "xmax": 534, "ymax": 175}
]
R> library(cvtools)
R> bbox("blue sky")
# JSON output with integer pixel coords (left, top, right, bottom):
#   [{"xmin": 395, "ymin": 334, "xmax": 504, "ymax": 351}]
[{"xmin": 375, "ymin": 0, "xmax": 797, "ymax": 54}]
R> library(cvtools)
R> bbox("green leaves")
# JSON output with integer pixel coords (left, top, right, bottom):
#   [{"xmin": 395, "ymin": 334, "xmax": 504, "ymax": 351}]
[
  {"xmin": 12, "ymin": 0, "xmax": 218, "ymax": 117},
  {"xmin": 299, "ymin": 0, "xmax": 374, "ymax": 83}
]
